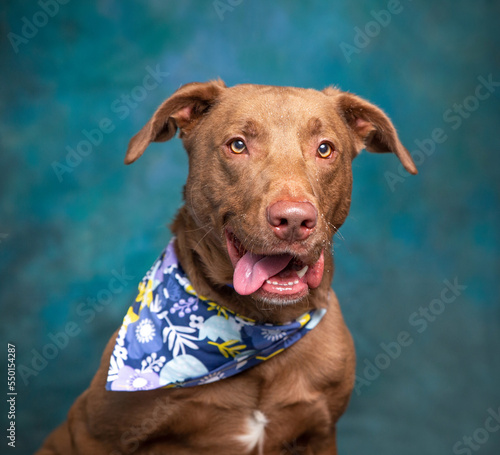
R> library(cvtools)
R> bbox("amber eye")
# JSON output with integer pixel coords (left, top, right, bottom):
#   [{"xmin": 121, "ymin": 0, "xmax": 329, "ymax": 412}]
[
  {"xmin": 229, "ymin": 139, "xmax": 246, "ymax": 154},
  {"xmin": 317, "ymin": 142, "xmax": 334, "ymax": 159}
]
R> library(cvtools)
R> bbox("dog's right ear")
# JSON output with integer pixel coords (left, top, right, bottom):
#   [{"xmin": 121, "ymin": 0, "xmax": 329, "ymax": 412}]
[{"xmin": 124, "ymin": 79, "xmax": 226, "ymax": 164}]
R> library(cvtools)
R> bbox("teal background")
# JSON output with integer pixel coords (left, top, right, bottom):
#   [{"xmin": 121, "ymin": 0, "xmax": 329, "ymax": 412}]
[{"xmin": 1, "ymin": 1, "xmax": 499, "ymax": 454}]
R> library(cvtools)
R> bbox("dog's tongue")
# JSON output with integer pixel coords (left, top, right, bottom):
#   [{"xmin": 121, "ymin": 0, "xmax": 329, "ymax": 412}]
[{"xmin": 233, "ymin": 252, "xmax": 293, "ymax": 295}]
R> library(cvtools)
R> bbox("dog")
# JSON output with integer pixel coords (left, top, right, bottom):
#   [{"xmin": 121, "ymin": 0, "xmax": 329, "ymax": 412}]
[{"xmin": 37, "ymin": 80, "xmax": 417, "ymax": 454}]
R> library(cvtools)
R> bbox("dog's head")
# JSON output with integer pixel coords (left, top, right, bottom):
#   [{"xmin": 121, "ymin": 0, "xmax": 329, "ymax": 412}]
[{"xmin": 125, "ymin": 80, "xmax": 416, "ymax": 306}]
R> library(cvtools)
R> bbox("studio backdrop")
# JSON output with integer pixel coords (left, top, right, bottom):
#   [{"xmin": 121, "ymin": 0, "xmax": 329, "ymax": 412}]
[{"xmin": 1, "ymin": 1, "xmax": 499, "ymax": 454}]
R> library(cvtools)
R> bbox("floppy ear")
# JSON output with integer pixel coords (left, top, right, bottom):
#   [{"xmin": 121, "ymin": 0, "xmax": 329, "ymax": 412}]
[
  {"xmin": 323, "ymin": 87, "xmax": 417, "ymax": 175},
  {"xmin": 124, "ymin": 79, "xmax": 227, "ymax": 164}
]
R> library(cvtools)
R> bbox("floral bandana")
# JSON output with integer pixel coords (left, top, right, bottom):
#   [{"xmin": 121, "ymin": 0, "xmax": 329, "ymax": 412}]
[{"xmin": 106, "ymin": 240, "xmax": 326, "ymax": 391}]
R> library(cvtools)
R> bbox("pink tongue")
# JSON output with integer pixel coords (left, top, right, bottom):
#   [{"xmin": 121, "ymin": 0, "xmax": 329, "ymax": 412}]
[{"xmin": 233, "ymin": 252, "xmax": 293, "ymax": 295}]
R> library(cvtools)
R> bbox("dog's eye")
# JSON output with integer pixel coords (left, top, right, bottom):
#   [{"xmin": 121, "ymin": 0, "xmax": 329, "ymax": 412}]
[
  {"xmin": 317, "ymin": 142, "xmax": 334, "ymax": 159},
  {"xmin": 229, "ymin": 139, "xmax": 247, "ymax": 154}
]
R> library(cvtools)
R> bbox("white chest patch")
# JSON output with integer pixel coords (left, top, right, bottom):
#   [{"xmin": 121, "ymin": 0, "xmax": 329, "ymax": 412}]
[{"xmin": 235, "ymin": 410, "xmax": 268, "ymax": 454}]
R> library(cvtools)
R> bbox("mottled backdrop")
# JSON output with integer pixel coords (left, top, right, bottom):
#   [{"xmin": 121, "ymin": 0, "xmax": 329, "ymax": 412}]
[{"xmin": 1, "ymin": 1, "xmax": 499, "ymax": 454}]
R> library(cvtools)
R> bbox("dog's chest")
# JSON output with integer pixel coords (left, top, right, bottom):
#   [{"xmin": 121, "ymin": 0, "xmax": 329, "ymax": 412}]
[
  {"xmin": 172, "ymin": 367, "xmax": 333, "ymax": 454},
  {"xmin": 173, "ymin": 325, "xmax": 344, "ymax": 454}
]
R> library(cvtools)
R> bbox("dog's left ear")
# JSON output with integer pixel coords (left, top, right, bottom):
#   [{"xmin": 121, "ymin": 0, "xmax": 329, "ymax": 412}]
[
  {"xmin": 323, "ymin": 88, "xmax": 417, "ymax": 174},
  {"xmin": 125, "ymin": 79, "xmax": 227, "ymax": 164}
]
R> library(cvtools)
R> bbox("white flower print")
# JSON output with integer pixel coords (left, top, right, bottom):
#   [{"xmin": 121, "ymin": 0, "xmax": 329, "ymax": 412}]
[
  {"xmin": 189, "ymin": 314, "xmax": 204, "ymax": 329},
  {"xmin": 131, "ymin": 375, "xmax": 149, "ymax": 390},
  {"xmin": 163, "ymin": 263, "xmax": 176, "ymax": 276},
  {"xmin": 198, "ymin": 371, "xmax": 225, "ymax": 384},
  {"xmin": 261, "ymin": 328, "xmax": 286, "ymax": 342},
  {"xmin": 135, "ymin": 318, "xmax": 156, "ymax": 343},
  {"xmin": 113, "ymin": 344, "xmax": 128, "ymax": 362}
]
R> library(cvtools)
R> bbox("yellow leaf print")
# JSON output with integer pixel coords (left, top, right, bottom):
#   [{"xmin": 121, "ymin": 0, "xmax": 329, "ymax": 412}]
[
  {"xmin": 207, "ymin": 302, "xmax": 230, "ymax": 319},
  {"xmin": 205, "ymin": 301, "xmax": 256, "ymax": 323},
  {"xmin": 256, "ymin": 349, "xmax": 284, "ymax": 361},
  {"xmin": 207, "ymin": 340, "xmax": 247, "ymax": 358},
  {"xmin": 184, "ymin": 283, "xmax": 198, "ymax": 297},
  {"xmin": 136, "ymin": 279, "xmax": 154, "ymax": 309},
  {"xmin": 124, "ymin": 306, "xmax": 140, "ymax": 327}
]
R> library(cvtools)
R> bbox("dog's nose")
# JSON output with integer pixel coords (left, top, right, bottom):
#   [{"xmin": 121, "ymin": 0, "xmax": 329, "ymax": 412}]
[{"xmin": 267, "ymin": 201, "xmax": 317, "ymax": 241}]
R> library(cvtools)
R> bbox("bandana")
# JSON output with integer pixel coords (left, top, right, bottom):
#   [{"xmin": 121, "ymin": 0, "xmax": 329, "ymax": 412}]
[{"xmin": 106, "ymin": 240, "xmax": 326, "ymax": 391}]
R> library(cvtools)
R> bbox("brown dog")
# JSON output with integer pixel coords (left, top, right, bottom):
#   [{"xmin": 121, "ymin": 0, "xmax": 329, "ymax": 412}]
[{"xmin": 37, "ymin": 80, "xmax": 416, "ymax": 454}]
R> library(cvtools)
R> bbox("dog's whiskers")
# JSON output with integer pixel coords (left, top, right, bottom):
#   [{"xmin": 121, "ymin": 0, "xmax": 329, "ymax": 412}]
[
  {"xmin": 184, "ymin": 222, "xmax": 213, "ymax": 233},
  {"xmin": 193, "ymin": 226, "xmax": 215, "ymax": 251}
]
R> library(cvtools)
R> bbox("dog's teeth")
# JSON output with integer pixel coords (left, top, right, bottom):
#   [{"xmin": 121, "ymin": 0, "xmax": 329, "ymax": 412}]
[
  {"xmin": 296, "ymin": 265, "xmax": 309, "ymax": 278},
  {"xmin": 266, "ymin": 280, "xmax": 298, "ymax": 287}
]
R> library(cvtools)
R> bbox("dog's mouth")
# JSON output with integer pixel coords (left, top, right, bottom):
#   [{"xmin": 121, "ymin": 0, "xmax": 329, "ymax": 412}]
[{"xmin": 225, "ymin": 229, "xmax": 324, "ymax": 301}]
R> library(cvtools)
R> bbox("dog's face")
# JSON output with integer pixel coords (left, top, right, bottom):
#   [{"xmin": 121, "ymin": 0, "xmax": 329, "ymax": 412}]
[{"xmin": 125, "ymin": 80, "xmax": 416, "ymax": 305}]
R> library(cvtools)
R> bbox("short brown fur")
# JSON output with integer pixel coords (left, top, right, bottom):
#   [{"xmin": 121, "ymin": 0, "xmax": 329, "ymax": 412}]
[{"xmin": 37, "ymin": 80, "xmax": 416, "ymax": 455}]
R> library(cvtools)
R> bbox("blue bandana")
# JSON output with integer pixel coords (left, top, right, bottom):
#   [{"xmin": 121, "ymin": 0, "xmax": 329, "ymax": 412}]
[{"xmin": 106, "ymin": 240, "xmax": 326, "ymax": 391}]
